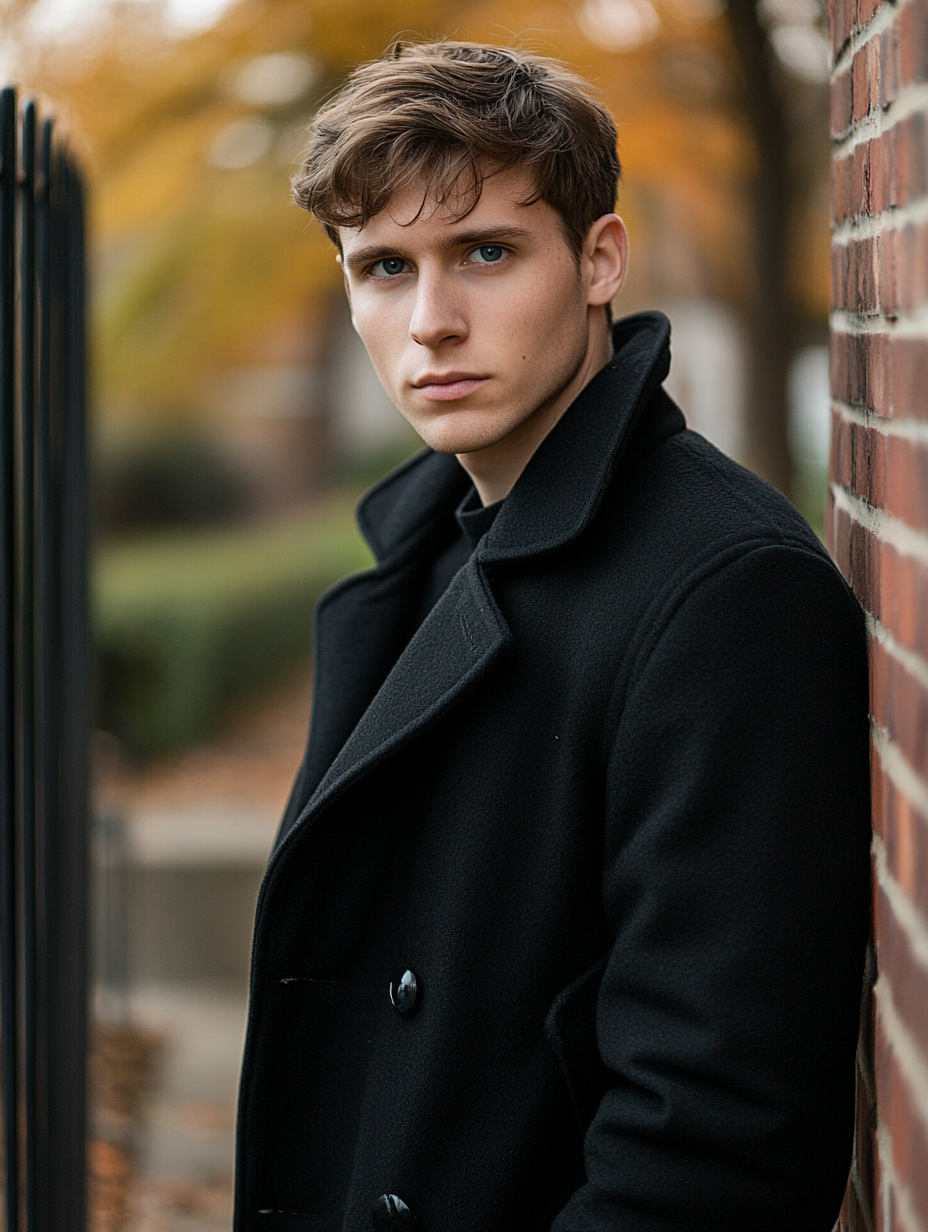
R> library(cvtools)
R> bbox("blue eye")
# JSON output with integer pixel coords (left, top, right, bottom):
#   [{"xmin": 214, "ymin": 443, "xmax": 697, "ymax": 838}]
[
  {"xmin": 471, "ymin": 245, "xmax": 506, "ymax": 264},
  {"xmin": 372, "ymin": 257, "xmax": 407, "ymax": 277}
]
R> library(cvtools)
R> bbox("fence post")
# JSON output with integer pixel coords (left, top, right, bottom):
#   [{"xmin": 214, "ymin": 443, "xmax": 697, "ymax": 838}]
[
  {"xmin": 0, "ymin": 86, "xmax": 89, "ymax": 1232},
  {"xmin": 0, "ymin": 82, "xmax": 21, "ymax": 1232}
]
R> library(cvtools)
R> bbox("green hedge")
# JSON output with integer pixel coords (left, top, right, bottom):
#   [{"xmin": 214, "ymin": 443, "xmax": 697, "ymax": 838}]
[{"xmin": 94, "ymin": 497, "xmax": 373, "ymax": 757}]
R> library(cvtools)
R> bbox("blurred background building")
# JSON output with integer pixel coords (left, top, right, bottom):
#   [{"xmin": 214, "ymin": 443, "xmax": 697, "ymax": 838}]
[{"xmin": 0, "ymin": 0, "xmax": 835, "ymax": 1226}]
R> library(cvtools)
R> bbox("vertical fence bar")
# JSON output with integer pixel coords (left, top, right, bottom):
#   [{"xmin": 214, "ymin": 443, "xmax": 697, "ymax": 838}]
[
  {"xmin": 17, "ymin": 98, "xmax": 38, "ymax": 1232},
  {"xmin": 0, "ymin": 89, "xmax": 88, "ymax": 1231},
  {"xmin": 0, "ymin": 85, "xmax": 20, "ymax": 1232},
  {"xmin": 32, "ymin": 116, "xmax": 53, "ymax": 1232},
  {"xmin": 46, "ymin": 133, "xmax": 88, "ymax": 1230}
]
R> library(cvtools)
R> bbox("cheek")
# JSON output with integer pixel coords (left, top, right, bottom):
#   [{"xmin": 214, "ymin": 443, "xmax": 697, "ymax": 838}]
[
  {"xmin": 497, "ymin": 256, "xmax": 579, "ymax": 325},
  {"xmin": 351, "ymin": 303, "xmax": 403, "ymax": 377},
  {"xmin": 497, "ymin": 278, "xmax": 585, "ymax": 368}
]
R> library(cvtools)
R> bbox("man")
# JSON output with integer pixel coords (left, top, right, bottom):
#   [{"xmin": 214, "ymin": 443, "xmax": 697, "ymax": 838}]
[{"xmin": 235, "ymin": 42, "xmax": 871, "ymax": 1232}]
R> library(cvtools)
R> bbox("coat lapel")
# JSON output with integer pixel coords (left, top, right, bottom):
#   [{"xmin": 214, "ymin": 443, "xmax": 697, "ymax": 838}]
[
  {"xmin": 272, "ymin": 310, "xmax": 677, "ymax": 859},
  {"xmin": 274, "ymin": 557, "xmax": 511, "ymax": 856}
]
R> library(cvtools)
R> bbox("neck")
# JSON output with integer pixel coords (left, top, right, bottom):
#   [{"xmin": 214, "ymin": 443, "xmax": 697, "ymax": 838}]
[{"xmin": 456, "ymin": 313, "xmax": 614, "ymax": 506}]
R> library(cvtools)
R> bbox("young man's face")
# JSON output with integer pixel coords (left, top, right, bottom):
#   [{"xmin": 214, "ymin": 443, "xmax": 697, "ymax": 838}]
[{"xmin": 339, "ymin": 169, "xmax": 625, "ymax": 460}]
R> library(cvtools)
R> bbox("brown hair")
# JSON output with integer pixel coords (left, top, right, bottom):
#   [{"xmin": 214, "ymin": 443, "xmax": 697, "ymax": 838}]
[{"xmin": 292, "ymin": 41, "xmax": 621, "ymax": 259}]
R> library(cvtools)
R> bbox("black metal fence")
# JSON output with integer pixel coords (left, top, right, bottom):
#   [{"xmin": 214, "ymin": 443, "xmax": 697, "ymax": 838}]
[{"xmin": 0, "ymin": 88, "xmax": 90, "ymax": 1230}]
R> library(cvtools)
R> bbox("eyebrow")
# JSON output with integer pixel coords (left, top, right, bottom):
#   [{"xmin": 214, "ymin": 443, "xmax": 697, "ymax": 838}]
[{"xmin": 343, "ymin": 225, "xmax": 535, "ymax": 270}]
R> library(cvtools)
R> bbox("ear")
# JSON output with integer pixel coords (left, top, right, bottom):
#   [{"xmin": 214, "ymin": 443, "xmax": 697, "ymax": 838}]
[{"xmin": 584, "ymin": 214, "xmax": 628, "ymax": 308}]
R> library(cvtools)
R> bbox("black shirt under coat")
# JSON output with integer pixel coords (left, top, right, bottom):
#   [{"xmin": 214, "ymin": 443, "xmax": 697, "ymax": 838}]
[
  {"xmin": 235, "ymin": 312, "xmax": 871, "ymax": 1232},
  {"xmin": 411, "ymin": 487, "xmax": 503, "ymax": 632}
]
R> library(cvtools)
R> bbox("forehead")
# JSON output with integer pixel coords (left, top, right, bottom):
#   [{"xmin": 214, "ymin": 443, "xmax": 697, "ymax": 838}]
[{"xmin": 339, "ymin": 167, "xmax": 560, "ymax": 255}]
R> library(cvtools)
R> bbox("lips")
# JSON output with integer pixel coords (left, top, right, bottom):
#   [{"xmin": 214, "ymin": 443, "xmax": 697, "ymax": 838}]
[{"xmin": 412, "ymin": 373, "xmax": 489, "ymax": 402}]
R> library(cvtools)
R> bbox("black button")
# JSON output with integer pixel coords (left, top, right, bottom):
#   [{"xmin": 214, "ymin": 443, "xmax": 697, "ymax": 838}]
[
  {"xmin": 371, "ymin": 1192, "xmax": 415, "ymax": 1229},
  {"xmin": 389, "ymin": 969, "xmax": 418, "ymax": 1015}
]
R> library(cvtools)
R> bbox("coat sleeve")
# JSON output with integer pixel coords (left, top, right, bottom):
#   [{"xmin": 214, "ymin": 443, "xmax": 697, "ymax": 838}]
[{"xmin": 552, "ymin": 544, "xmax": 872, "ymax": 1232}]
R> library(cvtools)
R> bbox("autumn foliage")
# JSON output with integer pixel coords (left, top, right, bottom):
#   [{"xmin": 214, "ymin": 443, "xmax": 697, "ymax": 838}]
[{"xmin": 4, "ymin": 0, "xmax": 828, "ymax": 450}]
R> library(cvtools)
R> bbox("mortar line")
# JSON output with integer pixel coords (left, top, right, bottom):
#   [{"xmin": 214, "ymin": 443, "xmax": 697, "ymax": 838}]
[
  {"xmin": 832, "ymin": 0, "xmax": 913, "ymax": 77},
  {"xmin": 873, "ymin": 966, "xmax": 928, "ymax": 1126},
  {"xmin": 868, "ymin": 611, "xmax": 928, "ymax": 695},
  {"xmin": 830, "ymin": 305, "xmax": 928, "ymax": 335},
  {"xmin": 875, "ymin": 1120, "xmax": 922, "ymax": 1232},
  {"xmin": 829, "ymin": 483, "xmax": 928, "ymax": 566},
  {"xmin": 832, "ymin": 399, "xmax": 928, "ymax": 444},
  {"xmin": 871, "ymin": 723, "xmax": 928, "ymax": 823},
  {"xmin": 832, "ymin": 194, "xmax": 928, "ymax": 244},
  {"xmin": 831, "ymin": 82, "xmax": 928, "ymax": 160}
]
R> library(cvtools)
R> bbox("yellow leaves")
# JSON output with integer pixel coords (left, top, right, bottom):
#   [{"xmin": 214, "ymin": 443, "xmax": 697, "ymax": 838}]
[
  {"xmin": 96, "ymin": 168, "xmax": 339, "ymax": 416},
  {"xmin": 6, "ymin": 0, "xmax": 827, "ymax": 430}
]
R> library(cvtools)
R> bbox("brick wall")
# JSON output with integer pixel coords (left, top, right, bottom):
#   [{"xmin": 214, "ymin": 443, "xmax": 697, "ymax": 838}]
[{"xmin": 828, "ymin": 0, "xmax": 928, "ymax": 1228}]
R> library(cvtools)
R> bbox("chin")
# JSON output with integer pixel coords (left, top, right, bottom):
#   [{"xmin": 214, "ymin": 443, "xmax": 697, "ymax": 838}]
[
  {"xmin": 419, "ymin": 429, "xmax": 510, "ymax": 457},
  {"xmin": 408, "ymin": 409, "xmax": 520, "ymax": 457}
]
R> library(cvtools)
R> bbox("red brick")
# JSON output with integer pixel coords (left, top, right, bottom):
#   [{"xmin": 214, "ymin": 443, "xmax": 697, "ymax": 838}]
[
  {"xmin": 832, "ymin": 143, "xmax": 865, "ymax": 225},
  {"xmin": 892, "ymin": 1198, "xmax": 909, "ymax": 1232},
  {"xmin": 875, "ymin": 532, "xmax": 928, "ymax": 660},
  {"xmin": 833, "ymin": 242, "xmax": 848, "ymax": 310},
  {"xmin": 830, "ymin": 331, "xmax": 871, "ymax": 409},
  {"xmin": 875, "ymin": 231, "xmax": 897, "ymax": 316},
  {"xmin": 869, "ymin": 129, "xmax": 892, "ymax": 215},
  {"xmin": 831, "ymin": 0, "xmax": 854, "ymax": 62},
  {"xmin": 882, "ymin": 219, "xmax": 928, "ymax": 315},
  {"xmin": 830, "ymin": 415, "xmax": 887, "ymax": 510},
  {"xmin": 830, "ymin": 331, "xmax": 854, "ymax": 404},
  {"xmin": 831, "ymin": 0, "xmax": 892, "ymax": 59},
  {"xmin": 833, "ymin": 67, "xmax": 854, "ymax": 136},
  {"xmin": 845, "ymin": 234, "xmax": 879, "ymax": 310},
  {"xmin": 854, "ymin": 39, "xmax": 873, "ymax": 120},
  {"xmin": 833, "ymin": 501, "xmax": 852, "ymax": 574},
  {"xmin": 831, "ymin": 120, "xmax": 925, "ymax": 225},
  {"xmin": 842, "ymin": 505, "xmax": 882, "ymax": 614},
  {"xmin": 894, "ymin": 111, "xmax": 928, "ymax": 211},
  {"xmin": 874, "ymin": 994, "xmax": 928, "ymax": 1222},
  {"xmin": 830, "ymin": 333, "xmax": 928, "ymax": 420},
  {"xmin": 834, "ymin": 421, "xmax": 928, "ymax": 527},
  {"xmin": 869, "ymin": 35, "xmax": 882, "ymax": 106},
  {"xmin": 832, "ymin": 152, "xmax": 853, "ymax": 226},
  {"xmin": 899, "ymin": 0, "xmax": 928, "ymax": 88},
  {"xmin": 830, "ymin": 404, "xmax": 846, "ymax": 489},
  {"xmin": 857, "ymin": 140, "xmax": 872, "ymax": 214},
  {"xmin": 830, "ymin": 34, "xmax": 928, "ymax": 1219},
  {"xmin": 874, "ymin": 758, "xmax": 928, "ymax": 918},
  {"xmin": 880, "ymin": 23, "xmax": 900, "ymax": 108},
  {"xmin": 872, "ymin": 740, "xmax": 886, "ymax": 840},
  {"xmin": 828, "ymin": 0, "xmax": 887, "ymax": 56},
  {"xmin": 832, "ymin": 129, "xmax": 902, "ymax": 224},
  {"xmin": 874, "ymin": 887, "xmax": 928, "ymax": 1074},
  {"xmin": 828, "ymin": 239, "xmax": 842, "ymax": 308},
  {"xmin": 859, "ymin": 0, "xmax": 885, "ymax": 26},
  {"xmin": 870, "ymin": 638, "xmax": 928, "ymax": 779},
  {"xmin": 886, "ymin": 338, "xmax": 928, "ymax": 419},
  {"xmin": 884, "ymin": 434, "xmax": 928, "ymax": 526},
  {"xmin": 838, "ymin": 518, "xmax": 928, "ymax": 661}
]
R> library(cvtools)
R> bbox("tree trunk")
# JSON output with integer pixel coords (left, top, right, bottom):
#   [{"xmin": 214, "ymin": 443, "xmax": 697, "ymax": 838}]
[{"xmin": 725, "ymin": 0, "xmax": 794, "ymax": 496}]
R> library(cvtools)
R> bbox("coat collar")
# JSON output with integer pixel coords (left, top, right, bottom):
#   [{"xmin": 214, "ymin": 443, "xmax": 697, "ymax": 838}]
[
  {"xmin": 270, "ymin": 310, "xmax": 674, "ymax": 855},
  {"xmin": 357, "ymin": 310, "xmax": 672, "ymax": 566}
]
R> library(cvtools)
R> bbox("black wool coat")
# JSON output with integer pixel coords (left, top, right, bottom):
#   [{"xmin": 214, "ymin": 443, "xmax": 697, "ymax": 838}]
[{"xmin": 235, "ymin": 312, "xmax": 872, "ymax": 1232}]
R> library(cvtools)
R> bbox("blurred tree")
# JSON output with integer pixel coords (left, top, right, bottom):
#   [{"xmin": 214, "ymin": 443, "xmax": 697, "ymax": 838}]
[
  {"xmin": 4, "ymin": 0, "xmax": 830, "ymax": 493},
  {"xmin": 725, "ymin": 0, "xmax": 793, "ymax": 492},
  {"xmin": 723, "ymin": 0, "xmax": 829, "ymax": 495}
]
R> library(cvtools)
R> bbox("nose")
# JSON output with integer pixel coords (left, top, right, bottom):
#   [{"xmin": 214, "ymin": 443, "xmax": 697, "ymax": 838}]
[{"xmin": 408, "ymin": 267, "xmax": 467, "ymax": 348}]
